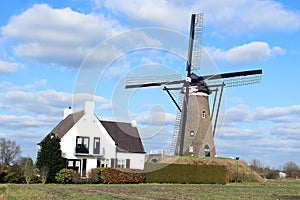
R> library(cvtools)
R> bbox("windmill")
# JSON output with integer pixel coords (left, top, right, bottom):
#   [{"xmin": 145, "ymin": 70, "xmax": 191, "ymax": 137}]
[{"xmin": 125, "ymin": 13, "xmax": 262, "ymax": 157}]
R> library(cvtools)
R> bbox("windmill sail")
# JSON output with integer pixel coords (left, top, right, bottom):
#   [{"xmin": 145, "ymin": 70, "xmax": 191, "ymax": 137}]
[
  {"xmin": 191, "ymin": 13, "xmax": 204, "ymax": 71},
  {"xmin": 203, "ymin": 69, "xmax": 262, "ymax": 88}
]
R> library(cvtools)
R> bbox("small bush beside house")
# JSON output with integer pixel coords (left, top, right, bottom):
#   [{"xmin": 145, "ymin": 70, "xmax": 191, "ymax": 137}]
[{"xmin": 55, "ymin": 168, "xmax": 73, "ymax": 184}]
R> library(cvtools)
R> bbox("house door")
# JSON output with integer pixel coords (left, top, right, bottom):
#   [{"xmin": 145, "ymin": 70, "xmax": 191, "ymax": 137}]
[{"xmin": 82, "ymin": 159, "xmax": 87, "ymax": 177}]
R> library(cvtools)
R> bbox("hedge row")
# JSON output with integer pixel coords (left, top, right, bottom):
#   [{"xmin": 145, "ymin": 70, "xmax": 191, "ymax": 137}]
[
  {"xmin": 145, "ymin": 163, "xmax": 226, "ymax": 184},
  {"xmin": 98, "ymin": 168, "xmax": 146, "ymax": 184}
]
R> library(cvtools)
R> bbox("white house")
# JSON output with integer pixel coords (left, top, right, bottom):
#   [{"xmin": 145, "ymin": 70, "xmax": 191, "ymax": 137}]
[{"xmin": 40, "ymin": 101, "xmax": 145, "ymax": 177}]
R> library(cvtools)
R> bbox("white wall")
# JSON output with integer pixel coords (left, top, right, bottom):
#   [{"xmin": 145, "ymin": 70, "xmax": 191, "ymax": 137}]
[{"xmin": 117, "ymin": 152, "xmax": 145, "ymax": 170}]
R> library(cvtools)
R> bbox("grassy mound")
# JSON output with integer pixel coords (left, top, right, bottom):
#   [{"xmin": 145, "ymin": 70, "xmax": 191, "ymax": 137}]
[{"xmin": 156, "ymin": 156, "xmax": 264, "ymax": 182}]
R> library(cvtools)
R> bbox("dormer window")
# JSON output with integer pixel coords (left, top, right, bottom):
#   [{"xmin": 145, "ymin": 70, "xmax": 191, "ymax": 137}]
[{"xmin": 202, "ymin": 111, "xmax": 206, "ymax": 118}]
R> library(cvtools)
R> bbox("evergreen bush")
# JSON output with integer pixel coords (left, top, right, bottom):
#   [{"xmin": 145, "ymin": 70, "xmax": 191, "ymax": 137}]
[{"xmin": 36, "ymin": 135, "xmax": 64, "ymax": 182}]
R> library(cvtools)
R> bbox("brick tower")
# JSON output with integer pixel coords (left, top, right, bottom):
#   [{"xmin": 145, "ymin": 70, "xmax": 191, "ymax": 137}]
[{"xmin": 175, "ymin": 78, "xmax": 216, "ymax": 157}]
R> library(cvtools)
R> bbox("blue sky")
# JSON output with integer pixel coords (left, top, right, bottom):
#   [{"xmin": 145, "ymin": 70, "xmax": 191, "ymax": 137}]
[{"xmin": 1, "ymin": 0, "xmax": 300, "ymax": 169}]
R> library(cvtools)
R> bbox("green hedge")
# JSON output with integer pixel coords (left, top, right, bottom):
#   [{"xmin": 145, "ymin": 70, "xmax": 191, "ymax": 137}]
[{"xmin": 145, "ymin": 163, "xmax": 226, "ymax": 184}]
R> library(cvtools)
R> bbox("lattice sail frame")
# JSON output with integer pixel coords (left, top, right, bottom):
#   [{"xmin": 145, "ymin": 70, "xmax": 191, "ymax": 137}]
[
  {"xmin": 206, "ymin": 73, "xmax": 262, "ymax": 88},
  {"xmin": 191, "ymin": 13, "xmax": 204, "ymax": 71},
  {"xmin": 126, "ymin": 74, "xmax": 183, "ymax": 88}
]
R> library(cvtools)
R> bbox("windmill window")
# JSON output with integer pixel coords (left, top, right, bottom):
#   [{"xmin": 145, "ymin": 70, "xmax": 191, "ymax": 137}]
[
  {"xmin": 202, "ymin": 111, "xmax": 206, "ymax": 118},
  {"xmin": 190, "ymin": 131, "xmax": 195, "ymax": 137},
  {"xmin": 189, "ymin": 145, "xmax": 193, "ymax": 152}
]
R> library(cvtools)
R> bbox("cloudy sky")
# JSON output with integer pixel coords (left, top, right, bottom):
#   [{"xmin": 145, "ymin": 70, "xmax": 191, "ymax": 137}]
[{"xmin": 1, "ymin": 0, "xmax": 300, "ymax": 168}]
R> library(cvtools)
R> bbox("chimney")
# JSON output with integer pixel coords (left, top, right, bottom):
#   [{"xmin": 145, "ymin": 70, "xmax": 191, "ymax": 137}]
[
  {"xmin": 84, "ymin": 101, "xmax": 95, "ymax": 114},
  {"xmin": 63, "ymin": 106, "xmax": 72, "ymax": 119},
  {"xmin": 131, "ymin": 120, "xmax": 137, "ymax": 127}
]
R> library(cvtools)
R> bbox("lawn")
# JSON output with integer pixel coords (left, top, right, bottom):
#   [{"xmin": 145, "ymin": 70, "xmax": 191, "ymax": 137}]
[{"xmin": 0, "ymin": 180, "xmax": 299, "ymax": 200}]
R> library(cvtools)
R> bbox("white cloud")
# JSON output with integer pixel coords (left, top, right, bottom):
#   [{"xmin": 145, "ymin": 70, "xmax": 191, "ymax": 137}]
[
  {"xmin": 1, "ymin": 84, "xmax": 109, "ymax": 115},
  {"xmin": 206, "ymin": 41, "xmax": 285, "ymax": 65},
  {"xmin": 102, "ymin": 0, "xmax": 300, "ymax": 33},
  {"xmin": 0, "ymin": 60, "xmax": 23, "ymax": 74},
  {"xmin": 254, "ymin": 105, "xmax": 300, "ymax": 122},
  {"xmin": 271, "ymin": 123, "xmax": 300, "ymax": 140},
  {"xmin": 272, "ymin": 46, "xmax": 286, "ymax": 55},
  {"xmin": 0, "ymin": 114, "xmax": 59, "ymax": 129},
  {"xmin": 2, "ymin": 4, "xmax": 164, "ymax": 71},
  {"xmin": 225, "ymin": 42, "xmax": 271, "ymax": 65},
  {"xmin": 133, "ymin": 110, "xmax": 176, "ymax": 125},
  {"xmin": 104, "ymin": 0, "xmax": 189, "ymax": 30},
  {"xmin": 220, "ymin": 127, "xmax": 264, "ymax": 140},
  {"xmin": 224, "ymin": 105, "xmax": 250, "ymax": 125},
  {"xmin": 2, "ymin": 4, "xmax": 123, "ymax": 68},
  {"xmin": 223, "ymin": 104, "xmax": 300, "ymax": 124}
]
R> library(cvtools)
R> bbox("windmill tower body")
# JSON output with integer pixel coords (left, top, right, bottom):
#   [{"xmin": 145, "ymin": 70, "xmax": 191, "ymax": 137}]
[{"xmin": 175, "ymin": 86, "xmax": 216, "ymax": 157}]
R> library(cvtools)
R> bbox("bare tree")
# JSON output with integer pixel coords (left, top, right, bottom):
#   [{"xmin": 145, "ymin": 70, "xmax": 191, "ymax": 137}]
[
  {"xmin": 249, "ymin": 159, "xmax": 263, "ymax": 174},
  {"xmin": 283, "ymin": 161, "xmax": 300, "ymax": 178},
  {"xmin": 0, "ymin": 138, "xmax": 21, "ymax": 169}
]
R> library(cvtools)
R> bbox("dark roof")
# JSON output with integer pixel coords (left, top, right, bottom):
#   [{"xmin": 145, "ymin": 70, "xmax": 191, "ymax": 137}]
[
  {"xmin": 100, "ymin": 120, "xmax": 145, "ymax": 153},
  {"xmin": 50, "ymin": 111, "xmax": 85, "ymax": 139},
  {"xmin": 46, "ymin": 111, "xmax": 145, "ymax": 154}
]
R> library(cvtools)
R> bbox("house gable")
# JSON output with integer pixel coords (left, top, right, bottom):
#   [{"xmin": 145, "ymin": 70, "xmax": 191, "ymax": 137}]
[{"xmin": 44, "ymin": 110, "xmax": 145, "ymax": 155}]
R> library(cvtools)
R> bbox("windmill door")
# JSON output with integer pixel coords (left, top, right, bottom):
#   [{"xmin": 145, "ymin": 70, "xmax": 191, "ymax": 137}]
[{"xmin": 204, "ymin": 144, "xmax": 210, "ymax": 157}]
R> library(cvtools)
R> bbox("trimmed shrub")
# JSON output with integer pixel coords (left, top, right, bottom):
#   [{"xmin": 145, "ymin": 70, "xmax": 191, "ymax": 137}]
[
  {"xmin": 145, "ymin": 163, "xmax": 226, "ymax": 184},
  {"xmin": 88, "ymin": 168, "xmax": 100, "ymax": 184},
  {"xmin": 4, "ymin": 172, "xmax": 25, "ymax": 183},
  {"xmin": 55, "ymin": 168, "xmax": 72, "ymax": 184},
  {"xmin": 97, "ymin": 168, "xmax": 146, "ymax": 184}
]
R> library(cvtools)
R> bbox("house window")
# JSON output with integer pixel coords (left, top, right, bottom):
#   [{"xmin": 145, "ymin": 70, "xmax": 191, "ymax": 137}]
[
  {"xmin": 93, "ymin": 137, "xmax": 100, "ymax": 154},
  {"xmin": 97, "ymin": 159, "xmax": 101, "ymax": 168},
  {"xmin": 101, "ymin": 158, "xmax": 105, "ymax": 167},
  {"xmin": 105, "ymin": 159, "xmax": 110, "ymax": 167},
  {"xmin": 100, "ymin": 158, "xmax": 110, "ymax": 167},
  {"xmin": 66, "ymin": 159, "xmax": 81, "ymax": 174},
  {"xmin": 189, "ymin": 145, "xmax": 193, "ymax": 153},
  {"xmin": 126, "ymin": 159, "xmax": 130, "ymax": 169},
  {"xmin": 117, "ymin": 159, "xmax": 125, "ymax": 168},
  {"xmin": 68, "ymin": 160, "xmax": 73, "ymax": 167},
  {"xmin": 190, "ymin": 131, "xmax": 195, "ymax": 137},
  {"xmin": 202, "ymin": 111, "xmax": 206, "ymax": 118},
  {"xmin": 76, "ymin": 136, "xmax": 89, "ymax": 153}
]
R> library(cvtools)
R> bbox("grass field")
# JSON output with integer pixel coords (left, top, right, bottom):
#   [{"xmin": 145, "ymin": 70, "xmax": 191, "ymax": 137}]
[{"xmin": 0, "ymin": 180, "xmax": 299, "ymax": 200}]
